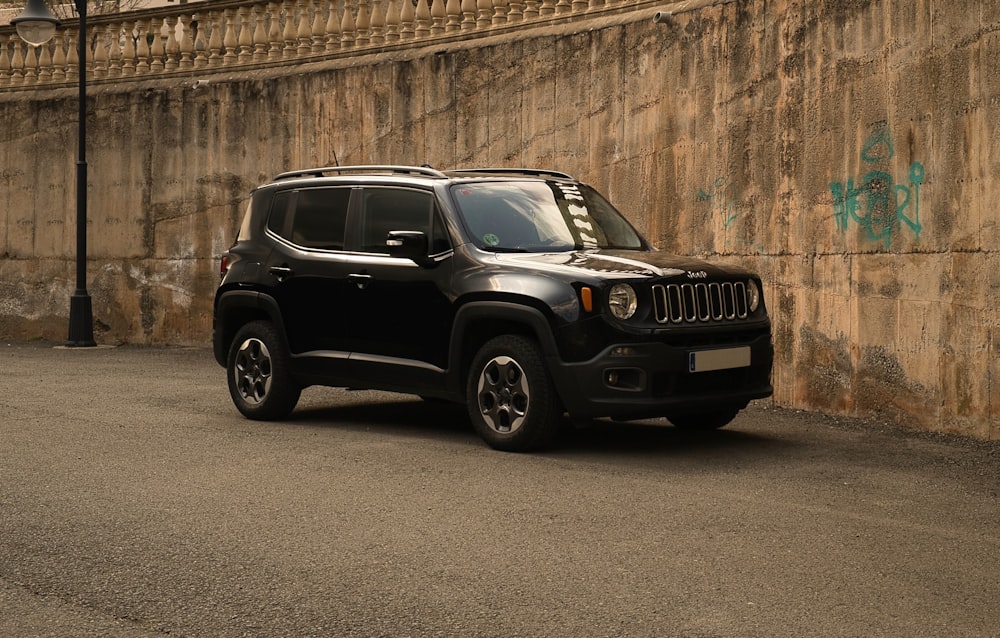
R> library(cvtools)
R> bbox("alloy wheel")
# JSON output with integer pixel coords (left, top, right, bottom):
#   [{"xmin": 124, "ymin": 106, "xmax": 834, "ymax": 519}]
[
  {"xmin": 233, "ymin": 337, "xmax": 272, "ymax": 404},
  {"xmin": 476, "ymin": 355, "xmax": 530, "ymax": 434}
]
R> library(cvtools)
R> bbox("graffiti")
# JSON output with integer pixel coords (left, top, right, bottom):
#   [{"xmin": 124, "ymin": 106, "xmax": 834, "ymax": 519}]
[
  {"xmin": 830, "ymin": 126, "xmax": 924, "ymax": 248},
  {"xmin": 698, "ymin": 176, "xmax": 740, "ymax": 230},
  {"xmin": 696, "ymin": 176, "xmax": 766, "ymax": 252}
]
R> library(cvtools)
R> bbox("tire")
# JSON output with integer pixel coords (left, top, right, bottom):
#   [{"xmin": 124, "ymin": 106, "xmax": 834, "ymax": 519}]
[
  {"xmin": 227, "ymin": 320, "xmax": 301, "ymax": 420},
  {"xmin": 466, "ymin": 335, "xmax": 562, "ymax": 452},
  {"xmin": 667, "ymin": 408, "xmax": 740, "ymax": 431}
]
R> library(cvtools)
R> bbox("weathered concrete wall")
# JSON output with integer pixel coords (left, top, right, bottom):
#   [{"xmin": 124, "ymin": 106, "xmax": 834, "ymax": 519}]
[{"xmin": 2, "ymin": 0, "xmax": 998, "ymax": 439}]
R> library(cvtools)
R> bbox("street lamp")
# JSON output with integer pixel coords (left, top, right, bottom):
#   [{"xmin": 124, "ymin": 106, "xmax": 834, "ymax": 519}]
[
  {"xmin": 11, "ymin": 0, "xmax": 58, "ymax": 46},
  {"xmin": 12, "ymin": 0, "xmax": 96, "ymax": 347}
]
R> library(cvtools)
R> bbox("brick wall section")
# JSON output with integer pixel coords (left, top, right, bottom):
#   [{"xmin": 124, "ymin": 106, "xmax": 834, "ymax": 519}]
[{"xmin": 1, "ymin": 0, "xmax": 998, "ymax": 439}]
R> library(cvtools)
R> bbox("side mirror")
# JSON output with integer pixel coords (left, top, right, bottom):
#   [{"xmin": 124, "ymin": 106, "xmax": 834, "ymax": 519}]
[{"xmin": 387, "ymin": 230, "xmax": 432, "ymax": 267}]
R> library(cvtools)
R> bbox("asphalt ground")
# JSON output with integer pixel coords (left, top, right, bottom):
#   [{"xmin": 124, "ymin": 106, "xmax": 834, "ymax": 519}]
[{"xmin": 1, "ymin": 341, "xmax": 998, "ymax": 637}]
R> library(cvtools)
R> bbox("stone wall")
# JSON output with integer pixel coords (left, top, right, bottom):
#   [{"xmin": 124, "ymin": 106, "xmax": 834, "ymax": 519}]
[{"xmin": 1, "ymin": 0, "xmax": 998, "ymax": 439}]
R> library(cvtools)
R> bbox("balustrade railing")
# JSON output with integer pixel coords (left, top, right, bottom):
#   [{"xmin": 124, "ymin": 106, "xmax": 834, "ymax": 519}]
[{"xmin": 0, "ymin": 0, "xmax": 658, "ymax": 90}]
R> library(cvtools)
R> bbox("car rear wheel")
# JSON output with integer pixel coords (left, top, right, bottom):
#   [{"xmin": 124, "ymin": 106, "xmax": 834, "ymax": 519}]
[
  {"xmin": 667, "ymin": 408, "xmax": 740, "ymax": 431},
  {"xmin": 227, "ymin": 321, "xmax": 301, "ymax": 420},
  {"xmin": 466, "ymin": 335, "xmax": 562, "ymax": 452}
]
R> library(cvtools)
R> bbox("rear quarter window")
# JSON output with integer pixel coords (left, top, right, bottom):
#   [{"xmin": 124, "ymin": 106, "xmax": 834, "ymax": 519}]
[{"xmin": 267, "ymin": 187, "xmax": 351, "ymax": 250}]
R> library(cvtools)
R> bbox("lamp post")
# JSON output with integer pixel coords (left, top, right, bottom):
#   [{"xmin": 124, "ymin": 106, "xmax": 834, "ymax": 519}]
[{"xmin": 12, "ymin": 0, "xmax": 95, "ymax": 347}]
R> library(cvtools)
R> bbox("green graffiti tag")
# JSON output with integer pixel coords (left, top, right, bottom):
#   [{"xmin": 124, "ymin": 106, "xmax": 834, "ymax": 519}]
[
  {"xmin": 697, "ymin": 176, "xmax": 765, "ymax": 252},
  {"xmin": 698, "ymin": 176, "xmax": 739, "ymax": 229},
  {"xmin": 830, "ymin": 127, "xmax": 925, "ymax": 249}
]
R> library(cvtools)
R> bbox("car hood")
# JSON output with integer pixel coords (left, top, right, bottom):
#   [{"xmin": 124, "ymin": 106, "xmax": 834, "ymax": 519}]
[{"xmin": 492, "ymin": 249, "xmax": 756, "ymax": 281}]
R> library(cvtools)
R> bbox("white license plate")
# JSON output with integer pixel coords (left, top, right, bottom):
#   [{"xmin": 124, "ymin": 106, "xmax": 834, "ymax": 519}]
[{"xmin": 688, "ymin": 347, "xmax": 751, "ymax": 373}]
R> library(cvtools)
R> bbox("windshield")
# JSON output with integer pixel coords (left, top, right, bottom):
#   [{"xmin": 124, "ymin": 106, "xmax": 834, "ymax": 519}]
[{"xmin": 450, "ymin": 181, "xmax": 646, "ymax": 252}]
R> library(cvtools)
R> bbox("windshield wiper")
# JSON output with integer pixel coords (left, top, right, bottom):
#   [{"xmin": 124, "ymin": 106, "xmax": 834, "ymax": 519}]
[{"xmin": 482, "ymin": 246, "xmax": 531, "ymax": 253}]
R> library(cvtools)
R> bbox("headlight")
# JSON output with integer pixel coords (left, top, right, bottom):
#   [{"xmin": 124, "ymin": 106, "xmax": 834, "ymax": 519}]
[
  {"xmin": 608, "ymin": 284, "xmax": 637, "ymax": 320},
  {"xmin": 746, "ymin": 279, "xmax": 761, "ymax": 313}
]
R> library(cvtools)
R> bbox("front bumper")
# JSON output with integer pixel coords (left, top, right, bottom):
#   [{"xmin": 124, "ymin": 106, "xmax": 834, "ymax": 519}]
[{"xmin": 548, "ymin": 332, "xmax": 773, "ymax": 420}]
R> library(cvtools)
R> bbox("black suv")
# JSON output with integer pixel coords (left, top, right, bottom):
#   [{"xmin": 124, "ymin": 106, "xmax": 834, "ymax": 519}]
[{"xmin": 213, "ymin": 166, "xmax": 773, "ymax": 451}]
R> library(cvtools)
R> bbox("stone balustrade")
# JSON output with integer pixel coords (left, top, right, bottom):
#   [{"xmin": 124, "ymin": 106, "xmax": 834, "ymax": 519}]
[{"xmin": 0, "ymin": 0, "xmax": 656, "ymax": 89}]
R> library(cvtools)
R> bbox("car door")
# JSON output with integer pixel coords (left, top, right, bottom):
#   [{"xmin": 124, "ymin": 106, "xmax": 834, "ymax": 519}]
[
  {"xmin": 266, "ymin": 186, "xmax": 356, "ymax": 356},
  {"xmin": 341, "ymin": 186, "xmax": 455, "ymax": 379}
]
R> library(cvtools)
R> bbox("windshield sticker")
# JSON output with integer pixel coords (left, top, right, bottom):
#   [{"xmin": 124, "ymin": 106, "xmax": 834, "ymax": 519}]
[{"xmin": 483, "ymin": 233, "xmax": 500, "ymax": 247}]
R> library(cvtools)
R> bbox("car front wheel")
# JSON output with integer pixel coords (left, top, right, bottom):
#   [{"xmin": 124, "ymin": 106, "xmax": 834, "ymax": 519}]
[
  {"xmin": 227, "ymin": 321, "xmax": 301, "ymax": 420},
  {"xmin": 466, "ymin": 335, "xmax": 562, "ymax": 452}
]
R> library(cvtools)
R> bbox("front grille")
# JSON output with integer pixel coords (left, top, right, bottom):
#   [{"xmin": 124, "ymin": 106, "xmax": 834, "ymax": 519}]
[{"xmin": 652, "ymin": 281, "xmax": 749, "ymax": 324}]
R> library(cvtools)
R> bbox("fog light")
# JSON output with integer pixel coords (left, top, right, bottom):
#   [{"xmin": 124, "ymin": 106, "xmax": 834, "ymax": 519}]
[{"xmin": 603, "ymin": 367, "xmax": 644, "ymax": 391}]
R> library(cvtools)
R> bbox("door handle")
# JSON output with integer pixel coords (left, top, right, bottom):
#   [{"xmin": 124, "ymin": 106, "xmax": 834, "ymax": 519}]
[
  {"xmin": 269, "ymin": 265, "xmax": 294, "ymax": 281},
  {"xmin": 348, "ymin": 273, "xmax": 373, "ymax": 290}
]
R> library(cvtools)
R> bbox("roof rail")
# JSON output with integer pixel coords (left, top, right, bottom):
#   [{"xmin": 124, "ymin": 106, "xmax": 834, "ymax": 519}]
[
  {"xmin": 273, "ymin": 165, "xmax": 448, "ymax": 181},
  {"xmin": 446, "ymin": 168, "xmax": 576, "ymax": 180}
]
